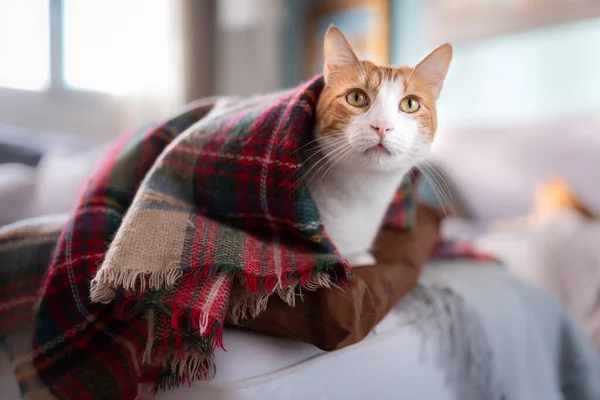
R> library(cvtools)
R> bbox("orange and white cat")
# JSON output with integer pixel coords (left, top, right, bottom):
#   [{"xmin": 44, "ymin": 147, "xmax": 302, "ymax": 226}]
[{"xmin": 309, "ymin": 26, "xmax": 452, "ymax": 267}]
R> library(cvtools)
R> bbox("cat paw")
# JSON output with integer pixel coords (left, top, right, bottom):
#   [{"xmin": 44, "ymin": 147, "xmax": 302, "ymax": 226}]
[{"xmin": 347, "ymin": 252, "xmax": 376, "ymax": 268}]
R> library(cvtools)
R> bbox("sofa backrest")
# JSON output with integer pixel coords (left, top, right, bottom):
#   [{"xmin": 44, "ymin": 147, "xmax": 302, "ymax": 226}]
[{"xmin": 430, "ymin": 113, "xmax": 600, "ymax": 220}]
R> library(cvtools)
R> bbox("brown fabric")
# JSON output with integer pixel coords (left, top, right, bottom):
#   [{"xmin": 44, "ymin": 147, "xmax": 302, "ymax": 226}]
[{"xmin": 230, "ymin": 203, "xmax": 443, "ymax": 351}]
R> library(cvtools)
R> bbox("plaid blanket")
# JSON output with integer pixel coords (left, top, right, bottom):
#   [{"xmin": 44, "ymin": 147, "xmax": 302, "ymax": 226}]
[
  {"xmin": 0, "ymin": 215, "xmax": 67, "ymax": 399},
  {"xmin": 27, "ymin": 75, "xmax": 421, "ymax": 399},
  {"xmin": 0, "ymin": 76, "xmax": 494, "ymax": 400}
]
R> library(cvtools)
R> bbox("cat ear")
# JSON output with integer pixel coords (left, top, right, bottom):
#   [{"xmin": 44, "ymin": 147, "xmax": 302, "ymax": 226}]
[
  {"xmin": 413, "ymin": 43, "xmax": 453, "ymax": 98},
  {"xmin": 323, "ymin": 25, "xmax": 360, "ymax": 82}
]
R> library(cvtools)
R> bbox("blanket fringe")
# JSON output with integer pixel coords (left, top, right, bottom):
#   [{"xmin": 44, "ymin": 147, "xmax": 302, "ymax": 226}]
[
  {"xmin": 304, "ymin": 272, "xmax": 340, "ymax": 291},
  {"xmin": 90, "ymin": 267, "xmax": 182, "ymax": 303},
  {"xmin": 142, "ymin": 310, "xmax": 156, "ymax": 364},
  {"xmin": 228, "ymin": 292, "xmax": 269, "ymax": 325},
  {"xmin": 168, "ymin": 350, "xmax": 215, "ymax": 381},
  {"xmin": 151, "ymin": 352, "xmax": 216, "ymax": 393},
  {"xmin": 227, "ymin": 272, "xmax": 340, "ymax": 325},
  {"xmin": 145, "ymin": 309, "xmax": 218, "ymax": 393},
  {"xmin": 99, "ymin": 268, "xmax": 345, "ymax": 391}
]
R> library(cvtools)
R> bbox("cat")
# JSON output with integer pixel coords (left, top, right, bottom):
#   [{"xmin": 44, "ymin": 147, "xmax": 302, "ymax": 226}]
[{"xmin": 307, "ymin": 25, "xmax": 452, "ymax": 267}]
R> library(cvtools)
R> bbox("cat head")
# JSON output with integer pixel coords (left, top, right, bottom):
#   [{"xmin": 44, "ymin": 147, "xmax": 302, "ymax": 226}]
[{"xmin": 315, "ymin": 25, "xmax": 452, "ymax": 172}]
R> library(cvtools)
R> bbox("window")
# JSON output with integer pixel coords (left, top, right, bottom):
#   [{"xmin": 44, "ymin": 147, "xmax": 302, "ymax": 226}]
[
  {"xmin": 0, "ymin": 1, "xmax": 50, "ymax": 91},
  {"xmin": 63, "ymin": 0, "xmax": 176, "ymax": 95},
  {"xmin": 0, "ymin": 0, "xmax": 179, "ymax": 96},
  {"xmin": 0, "ymin": 0, "xmax": 184, "ymax": 141}
]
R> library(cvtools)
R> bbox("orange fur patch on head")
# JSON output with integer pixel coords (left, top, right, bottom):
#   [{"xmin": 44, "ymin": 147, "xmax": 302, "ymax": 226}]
[{"xmin": 316, "ymin": 26, "xmax": 452, "ymax": 141}]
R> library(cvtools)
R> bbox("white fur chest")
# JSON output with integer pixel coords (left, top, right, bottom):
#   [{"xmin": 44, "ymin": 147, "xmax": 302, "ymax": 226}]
[{"xmin": 307, "ymin": 167, "xmax": 408, "ymax": 263}]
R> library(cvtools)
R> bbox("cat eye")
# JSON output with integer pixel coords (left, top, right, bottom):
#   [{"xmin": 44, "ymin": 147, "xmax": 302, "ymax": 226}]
[
  {"xmin": 346, "ymin": 90, "xmax": 368, "ymax": 107},
  {"xmin": 399, "ymin": 96, "xmax": 420, "ymax": 113}
]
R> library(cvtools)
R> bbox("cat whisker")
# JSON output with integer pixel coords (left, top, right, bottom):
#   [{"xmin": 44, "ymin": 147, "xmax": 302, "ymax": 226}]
[
  {"xmin": 418, "ymin": 170, "xmax": 453, "ymax": 217},
  {"xmin": 279, "ymin": 137, "xmax": 348, "ymax": 192},
  {"xmin": 298, "ymin": 139, "xmax": 349, "ymax": 177},
  {"xmin": 310, "ymin": 145, "xmax": 355, "ymax": 190},
  {"xmin": 304, "ymin": 143, "xmax": 354, "ymax": 187},
  {"xmin": 417, "ymin": 163, "xmax": 457, "ymax": 217},
  {"xmin": 404, "ymin": 151, "xmax": 456, "ymax": 217},
  {"xmin": 292, "ymin": 134, "xmax": 344, "ymax": 155},
  {"xmin": 409, "ymin": 168, "xmax": 418, "ymax": 181},
  {"xmin": 304, "ymin": 145, "xmax": 353, "ymax": 187},
  {"xmin": 294, "ymin": 143, "xmax": 353, "ymax": 189},
  {"xmin": 423, "ymin": 153, "xmax": 454, "ymax": 177},
  {"xmin": 417, "ymin": 162, "xmax": 452, "ymax": 203},
  {"xmin": 292, "ymin": 137, "xmax": 322, "ymax": 155},
  {"xmin": 419, "ymin": 159, "xmax": 455, "ymax": 207}
]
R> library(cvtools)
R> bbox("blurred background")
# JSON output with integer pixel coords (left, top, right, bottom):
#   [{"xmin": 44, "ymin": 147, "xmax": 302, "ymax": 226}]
[
  {"xmin": 0, "ymin": 0, "xmax": 599, "ymax": 221},
  {"xmin": 0, "ymin": 0, "xmax": 598, "ymax": 137},
  {"xmin": 2, "ymin": 1, "xmax": 600, "ymax": 382}
]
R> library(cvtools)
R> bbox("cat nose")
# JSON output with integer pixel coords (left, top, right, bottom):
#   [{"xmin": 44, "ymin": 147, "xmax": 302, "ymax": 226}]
[{"xmin": 370, "ymin": 124, "xmax": 395, "ymax": 138}]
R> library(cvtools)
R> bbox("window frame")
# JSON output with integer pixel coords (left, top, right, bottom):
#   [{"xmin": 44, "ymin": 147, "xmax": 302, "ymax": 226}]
[{"xmin": 0, "ymin": 0, "xmax": 163, "ymax": 141}]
